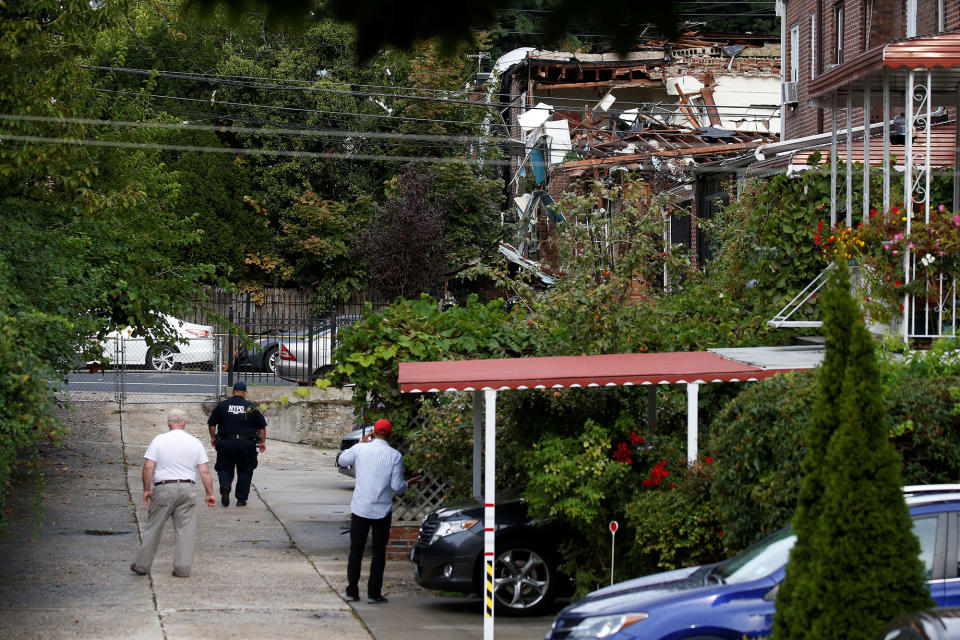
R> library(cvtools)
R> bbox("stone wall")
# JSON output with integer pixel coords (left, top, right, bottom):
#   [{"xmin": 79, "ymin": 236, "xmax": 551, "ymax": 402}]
[{"xmin": 231, "ymin": 384, "xmax": 357, "ymax": 449}]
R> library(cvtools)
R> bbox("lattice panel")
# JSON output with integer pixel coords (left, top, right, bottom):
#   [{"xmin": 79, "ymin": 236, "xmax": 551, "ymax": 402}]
[{"xmin": 393, "ymin": 472, "xmax": 448, "ymax": 525}]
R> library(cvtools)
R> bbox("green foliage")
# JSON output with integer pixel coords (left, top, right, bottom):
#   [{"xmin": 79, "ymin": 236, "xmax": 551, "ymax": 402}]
[
  {"xmin": 708, "ymin": 371, "xmax": 815, "ymax": 551},
  {"xmin": 703, "ymin": 171, "xmax": 832, "ymax": 323},
  {"xmin": 624, "ymin": 456, "xmax": 725, "ymax": 575},
  {"xmin": 773, "ymin": 262, "xmax": 933, "ymax": 640},
  {"xmin": 710, "ymin": 369, "xmax": 960, "ymax": 554},
  {"xmin": 0, "ymin": 0, "xmax": 226, "ymax": 528},
  {"xmin": 0, "ymin": 315, "xmax": 65, "ymax": 530},
  {"xmin": 272, "ymin": 191, "xmax": 377, "ymax": 308},
  {"xmin": 521, "ymin": 419, "xmax": 633, "ymax": 593},
  {"xmin": 329, "ymin": 294, "xmax": 535, "ymax": 433}
]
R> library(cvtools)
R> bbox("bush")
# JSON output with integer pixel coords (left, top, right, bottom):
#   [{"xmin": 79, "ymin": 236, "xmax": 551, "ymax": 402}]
[
  {"xmin": 709, "ymin": 368, "xmax": 960, "ymax": 553},
  {"xmin": 707, "ymin": 370, "xmax": 815, "ymax": 551},
  {"xmin": 624, "ymin": 455, "xmax": 725, "ymax": 575}
]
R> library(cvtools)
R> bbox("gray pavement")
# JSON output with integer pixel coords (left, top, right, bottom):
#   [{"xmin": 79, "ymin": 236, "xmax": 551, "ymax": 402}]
[{"xmin": 0, "ymin": 403, "xmax": 559, "ymax": 639}]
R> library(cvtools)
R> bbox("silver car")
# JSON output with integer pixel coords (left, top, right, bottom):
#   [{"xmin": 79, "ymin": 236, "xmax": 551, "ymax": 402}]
[{"xmin": 274, "ymin": 316, "xmax": 358, "ymax": 382}]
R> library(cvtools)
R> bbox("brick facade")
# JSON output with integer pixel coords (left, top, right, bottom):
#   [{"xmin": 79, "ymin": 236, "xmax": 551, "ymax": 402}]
[{"xmin": 784, "ymin": 0, "xmax": 960, "ymax": 141}]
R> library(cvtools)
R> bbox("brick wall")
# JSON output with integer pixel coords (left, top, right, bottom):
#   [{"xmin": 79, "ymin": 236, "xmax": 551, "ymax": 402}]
[
  {"xmin": 785, "ymin": 0, "xmax": 960, "ymax": 142},
  {"xmin": 387, "ymin": 525, "xmax": 419, "ymax": 560}
]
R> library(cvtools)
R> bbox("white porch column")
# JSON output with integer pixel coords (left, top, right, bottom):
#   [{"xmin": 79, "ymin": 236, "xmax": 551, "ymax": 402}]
[
  {"xmin": 831, "ymin": 96, "xmax": 838, "ymax": 227},
  {"xmin": 863, "ymin": 89, "xmax": 871, "ymax": 223},
  {"xmin": 473, "ymin": 390, "xmax": 482, "ymax": 499},
  {"xmin": 686, "ymin": 383, "xmax": 700, "ymax": 463},
  {"xmin": 904, "ymin": 70, "xmax": 914, "ymax": 343},
  {"xmin": 846, "ymin": 93, "xmax": 854, "ymax": 227},
  {"xmin": 883, "ymin": 72, "xmax": 891, "ymax": 213},
  {"xmin": 483, "ymin": 388, "xmax": 497, "ymax": 640}
]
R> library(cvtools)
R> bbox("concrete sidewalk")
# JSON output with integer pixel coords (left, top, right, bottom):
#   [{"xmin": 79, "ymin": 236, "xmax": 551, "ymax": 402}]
[
  {"xmin": 0, "ymin": 403, "xmax": 557, "ymax": 640},
  {"xmin": 0, "ymin": 404, "xmax": 379, "ymax": 639}
]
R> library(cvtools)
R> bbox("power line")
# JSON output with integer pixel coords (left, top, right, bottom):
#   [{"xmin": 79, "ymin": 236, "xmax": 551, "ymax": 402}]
[
  {"xmin": 0, "ymin": 113, "xmax": 509, "ymax": 145},
  {"xmin": 95, "ymin": 88, "xmax": 505, "ymax": 130},
  {"xmin": 0, "ymin": 133, "xmax": 512, "ymax": 166},
  {"xmin": 89, "ymin": 66, "xmax": 781, "ymax": 114}
]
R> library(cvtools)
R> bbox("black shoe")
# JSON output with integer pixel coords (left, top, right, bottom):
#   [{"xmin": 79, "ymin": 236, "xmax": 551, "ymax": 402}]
[
  {"xmin": 130, "ymin": 563, "xmax": 147, "ymax": 575},
  {"xmin": 367, "ymin": 595, "xmax": 388, "ymax": 604},
  {"xmin": 236, "ymin": 499, "xmax": 247, "ymax": 506},
  {"xmin": 344, "ymin": 593, "xmax": 360, "ymax": 602},
  {"xmin": 221, "ymin": 494, "xmax": 229, "ymax": 507}
]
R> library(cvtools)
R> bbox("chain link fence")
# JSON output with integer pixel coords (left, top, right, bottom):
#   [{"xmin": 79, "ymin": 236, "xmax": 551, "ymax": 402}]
[{"xmin": 55, "ymin": 292, "xmax": 448, "ymax": 522}]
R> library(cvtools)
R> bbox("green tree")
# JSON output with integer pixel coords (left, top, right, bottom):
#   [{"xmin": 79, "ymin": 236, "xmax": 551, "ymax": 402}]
[
  {"xmin": 0, "ymin": 0, "xmax": 220, "ymax": 527},
  {"xmin": 773, "ymin": 261, "xmax": 933, "ymax": 640}
]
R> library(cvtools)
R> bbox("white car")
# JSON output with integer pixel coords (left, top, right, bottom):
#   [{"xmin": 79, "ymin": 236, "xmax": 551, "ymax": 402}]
[{"xmin": 92, "ymin": 314, "xmax": 216, "ymax": 371}]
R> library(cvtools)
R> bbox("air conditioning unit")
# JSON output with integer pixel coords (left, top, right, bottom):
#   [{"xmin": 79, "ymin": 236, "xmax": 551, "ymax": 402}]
[{"xmin": 782, "ymin": 81, "xmax": 799, "ymax": 104}]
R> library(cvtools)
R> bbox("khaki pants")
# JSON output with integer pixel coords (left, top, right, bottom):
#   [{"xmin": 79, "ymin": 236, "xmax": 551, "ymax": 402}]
[{"xmin": 133, "ymin": 483, "xmax": 199, "ymax": 576}]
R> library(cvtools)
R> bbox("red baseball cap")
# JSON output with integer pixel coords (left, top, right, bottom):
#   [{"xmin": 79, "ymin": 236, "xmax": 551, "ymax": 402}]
[{"xmin": 374, "ymin": 419, "xmax": 392, "ymax": 436}]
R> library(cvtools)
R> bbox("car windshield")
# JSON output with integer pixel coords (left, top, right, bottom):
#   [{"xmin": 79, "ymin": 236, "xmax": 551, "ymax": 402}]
[{"xmin": 714, "ymin": 527, "xmax": 796, "ymax": 584}]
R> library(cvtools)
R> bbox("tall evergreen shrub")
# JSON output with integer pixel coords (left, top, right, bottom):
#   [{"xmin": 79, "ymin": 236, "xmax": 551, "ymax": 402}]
[{"xmin": 773, "ymin": 261, "xmax": 933, "ymax": 640}]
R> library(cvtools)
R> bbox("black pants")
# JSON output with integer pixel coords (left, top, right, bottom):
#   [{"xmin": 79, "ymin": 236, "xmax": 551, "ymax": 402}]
[
  {"xmin": 347, "ymin": 512, "xmax": 392, "ymax": 599},
  {"xmin": 214, "ymin": 439, "xmax": 258, "ymax": 501}
]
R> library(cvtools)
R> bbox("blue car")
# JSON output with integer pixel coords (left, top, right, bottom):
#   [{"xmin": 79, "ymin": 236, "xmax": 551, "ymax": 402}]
[{"xmin": 546, "ymin": 486, "xmax": 960, "ymax": 640}]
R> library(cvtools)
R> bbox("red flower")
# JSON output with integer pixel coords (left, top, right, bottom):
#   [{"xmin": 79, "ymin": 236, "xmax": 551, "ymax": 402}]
[
  {"xmin": 718, "ymin": 531, "xmax": 724, "ymax": 538},
  {"xmin": 612, "ymin": 442, "xmax": 633, "ymax": 464},
  {"xmin": 899, "ymin": 304, "xmax": 905, "ymax": 311},
  {"xmin": 894, "ymin": 280, "xmax": 901, "ymax": 287},
  {"xmin": 630, "ymin": 432, "xmax": 645, "ymax": 445},
  {"xmin": 669, "ymin": 483, "xmax": 676, "ymax": 489},
  {"xmin": 705, "ymin": 456, "xmax": 713, "ymax": 464},
  {"xmin": 870, "ymin": 207, "xmax": 877, "ymax": 218},
  {"xmin": 642, "ymin": 478, "xmax": 653, "ymax": 486},
  {"xmin": 817, "ymin": 220, "xmax": 823, "ymax": 232}
]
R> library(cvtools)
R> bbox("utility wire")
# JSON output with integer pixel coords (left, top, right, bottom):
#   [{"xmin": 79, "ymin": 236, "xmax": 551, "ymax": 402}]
[
  {"xmin": 89, "ymin": 67, "xmax": 781, "ymax": 114},
  {"xmin": 0, "ymin": 113, "xmax": 510, "ymax": 145},
  {"xmin": 0, "ymin": 133, "xmax": 512, "ymax": 166},
  {"xmin": 95, "ymin": 88, "xmax": 508, "ymax": 129}
]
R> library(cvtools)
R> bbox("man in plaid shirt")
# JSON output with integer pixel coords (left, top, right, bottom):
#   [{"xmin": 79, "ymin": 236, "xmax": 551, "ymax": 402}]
[{"xmin": 337, "ymin": 418, "xmax": 420, "ymax": 603}]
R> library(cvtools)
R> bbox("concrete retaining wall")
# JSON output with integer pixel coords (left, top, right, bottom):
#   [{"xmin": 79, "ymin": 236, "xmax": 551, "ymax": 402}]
[{"xmin": 237, "ymin": 385, "xmax": 357, "ymax": 449}]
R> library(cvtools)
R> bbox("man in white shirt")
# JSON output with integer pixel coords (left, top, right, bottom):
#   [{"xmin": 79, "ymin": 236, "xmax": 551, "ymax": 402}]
[
  {"xmin": 337, "ymin": 419, "xmax": 420, "ymax": 603},
  {"xmin": 131, "ymin": 408, "xmax": 216, "ymax": 577}
]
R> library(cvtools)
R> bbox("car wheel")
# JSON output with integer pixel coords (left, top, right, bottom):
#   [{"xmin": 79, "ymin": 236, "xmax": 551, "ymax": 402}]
[
  {"xmin": 147, "ymin": 345, "xmax": 180, "ymax": 371},
  {"xmin": 492, "ymin": 544, "xmax": 557, "ymax": 616},
  {"xmin": 262, "ymin": 346, "xmax": 279, "ymax": 374}
]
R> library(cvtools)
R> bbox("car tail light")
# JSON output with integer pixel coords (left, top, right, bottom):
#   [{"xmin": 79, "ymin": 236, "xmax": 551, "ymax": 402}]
[
  {"xmin": 280, "ymin": 345, "xmax": 296, "ymax": 361},
  {"xmin": 185, "ymin": 329, "xmax": 211, "ymax": 337}
]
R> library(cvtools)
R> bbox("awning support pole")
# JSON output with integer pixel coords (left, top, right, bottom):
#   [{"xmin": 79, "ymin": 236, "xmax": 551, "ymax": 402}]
[
  {"xmin": 686, "ymin": 383, "xmax": 699, "ymax": 463},
  {"xmin": 483, "ymin": 388, "xmax": 497, "ymax": 640},
  {"xmin": 647, "ymin": 386, "xmax": 657, "ymax": 432},
  {"xmin": 473, "ymin": 390, "xmax": 482, "ymax": 499}
]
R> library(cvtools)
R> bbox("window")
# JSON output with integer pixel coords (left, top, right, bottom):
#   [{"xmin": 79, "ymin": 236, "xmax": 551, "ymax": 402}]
[
  {"xmin": 790, "ymin": 23, "xmax": 800, "ymax": 83},
  {"xmin": 913, "ymin": 515, "xmax": 938, "ymax": 579},
  {"xmin": 835, "ymin": 4, "xmax": 845, "ymax": 65},
  {"xmin": 810, "ymin": 13, "xmax": 817, "ymax": 79}
]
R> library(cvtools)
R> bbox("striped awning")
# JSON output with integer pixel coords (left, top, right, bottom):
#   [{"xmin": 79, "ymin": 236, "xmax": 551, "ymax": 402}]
[{"xmin": 398, "ymin": 350, "xmax": 807, "ymax": 394}]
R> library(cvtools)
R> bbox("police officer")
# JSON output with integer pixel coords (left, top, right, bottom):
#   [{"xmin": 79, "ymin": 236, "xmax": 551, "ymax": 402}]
[{"xmin": 207, "ymin": 381, "xmax": 266, "ymax": 507}]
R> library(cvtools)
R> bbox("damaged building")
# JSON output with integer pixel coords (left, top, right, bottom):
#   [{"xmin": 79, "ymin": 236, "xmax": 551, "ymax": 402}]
[{"xmin": 494, "ymin": 30, "xmax": 782, "ymax": 274}]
